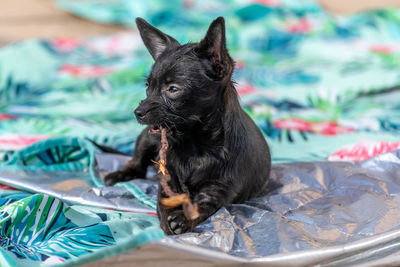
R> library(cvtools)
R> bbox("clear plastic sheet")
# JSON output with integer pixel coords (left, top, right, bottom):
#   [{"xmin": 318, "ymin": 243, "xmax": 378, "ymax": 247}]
[{"xmin": 1, "ymin": 150, "xmax": 400, "ymax": 266}]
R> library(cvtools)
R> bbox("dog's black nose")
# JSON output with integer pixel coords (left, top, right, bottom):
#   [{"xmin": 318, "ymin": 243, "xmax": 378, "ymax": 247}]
[{"xmin": 134, "ymin": 107, "xmax": 146, "ymax": 119}]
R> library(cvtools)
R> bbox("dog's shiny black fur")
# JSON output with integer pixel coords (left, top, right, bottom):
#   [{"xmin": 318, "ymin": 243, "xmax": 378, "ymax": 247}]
[{"xmin": 104, "ymin": 17, "xmax": 271, "ymax": 235}]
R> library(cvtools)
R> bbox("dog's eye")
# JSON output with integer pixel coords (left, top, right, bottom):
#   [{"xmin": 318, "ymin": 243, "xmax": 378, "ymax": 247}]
[
  {"xmin": 168, "ymin": 86, "xmax": 180, "ymax": 93},
  {"xmin": 145, "ymin": 81, "xmax": 149, "ymax": 87}
]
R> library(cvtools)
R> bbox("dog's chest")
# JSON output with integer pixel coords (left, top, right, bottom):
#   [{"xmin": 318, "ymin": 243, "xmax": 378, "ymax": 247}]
[{"xmin": 165, "ymin": 144, "xmax": 209, "ymax": 192}]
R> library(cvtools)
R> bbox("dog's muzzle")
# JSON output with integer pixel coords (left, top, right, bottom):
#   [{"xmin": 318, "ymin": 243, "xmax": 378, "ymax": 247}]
[{"xmin": 134, "ymin": 106, "xmax": 147, "ymax": 122}]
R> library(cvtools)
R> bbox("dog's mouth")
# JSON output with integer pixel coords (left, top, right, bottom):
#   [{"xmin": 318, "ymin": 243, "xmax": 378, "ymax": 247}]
[
  {"xmin": 149, "ymin": 125, "xmax": 162, "ymax": 134},
  {"xmin": 149, "ymin": 125, "xmax": 169, "ymax": 135}
]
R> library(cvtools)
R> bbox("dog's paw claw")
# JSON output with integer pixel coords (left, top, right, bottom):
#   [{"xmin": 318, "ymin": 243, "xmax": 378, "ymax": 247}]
[
  {"xmin": 174, "ymin": 228, "xmax": 183, "ymax": 234},
  {"xmin": 169, "ymin": 221, "xmax": 177, "ymax": 229},
  {"xmin": 167, "ymin": 211, "xmax": 188, "ymax": 235}
]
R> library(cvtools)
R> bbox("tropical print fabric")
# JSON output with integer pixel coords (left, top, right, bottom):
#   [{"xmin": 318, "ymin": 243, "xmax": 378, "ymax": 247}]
[
  {"xmin": 0, "ymin": 137, "xmax": 162, "ymax": 266},
  {"xmin": 0, "ymin": 0, "xmax": 399, "ymax": 265},
  {"xmin": 0, "ymin": 193, "xmax": 114, "ymax": 264},
  {"xmin": 0, "ymin": 185, "xmax": 163, "ymax": 266}
]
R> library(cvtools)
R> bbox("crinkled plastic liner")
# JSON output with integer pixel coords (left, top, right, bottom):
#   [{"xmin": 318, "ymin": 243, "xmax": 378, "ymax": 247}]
[{"xmin": 1, "ymin": 150, "xmax": 400, "ymax": 266}]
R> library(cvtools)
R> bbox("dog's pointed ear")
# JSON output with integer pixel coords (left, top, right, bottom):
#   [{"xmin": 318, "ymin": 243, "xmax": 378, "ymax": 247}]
[
  {"xmin": 197, "ymin": 17, "xmax": 233, "ymax": 80},
  {"xmin": 136, "ymin": 18, "xmax": 180, "ymax": 60}
]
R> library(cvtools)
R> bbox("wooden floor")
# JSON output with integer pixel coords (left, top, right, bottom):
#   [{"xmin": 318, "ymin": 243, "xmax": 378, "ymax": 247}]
[
  {"xmin": 1, "ymin": 0, "xmax": 400, "ymax": 46},
  {"xmin": 0, "ymin": 0, "xmax": 128, "ymax": 46}
]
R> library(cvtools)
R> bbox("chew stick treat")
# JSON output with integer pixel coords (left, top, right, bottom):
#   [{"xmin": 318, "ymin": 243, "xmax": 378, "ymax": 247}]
[{"xmin": 155, "ymin": 128, "xmax": 199, "ymax": 220}]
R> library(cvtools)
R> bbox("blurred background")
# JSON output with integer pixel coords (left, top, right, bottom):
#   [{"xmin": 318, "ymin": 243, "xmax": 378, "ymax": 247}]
[
  {"xmin": 3, "ymin": 0, "xmax": 400, "ymax": 45},
  {"xmin": 1, "ymin": 0, "xmax": 400, "ymax": 161}
]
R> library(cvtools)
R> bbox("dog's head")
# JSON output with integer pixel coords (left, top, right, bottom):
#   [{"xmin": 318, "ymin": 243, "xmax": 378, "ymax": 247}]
[{"xmin": 134, "ymin": 17, "xmax": 234, "ymax": 135}]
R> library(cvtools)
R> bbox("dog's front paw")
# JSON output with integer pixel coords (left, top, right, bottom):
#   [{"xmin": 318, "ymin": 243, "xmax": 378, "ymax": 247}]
[
  {"xmin": 165, "ymin": 210, "xmax": 189, "ymax": 235},
  {"xmin": 104, "ymin": 169, "xmax": 143, "ymax": 186}
]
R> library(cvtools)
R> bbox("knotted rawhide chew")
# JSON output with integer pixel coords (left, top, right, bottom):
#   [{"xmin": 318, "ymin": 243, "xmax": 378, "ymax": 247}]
[{"xmin": 154, "ymin": 128, "xmax": 199, "ymax": 220}]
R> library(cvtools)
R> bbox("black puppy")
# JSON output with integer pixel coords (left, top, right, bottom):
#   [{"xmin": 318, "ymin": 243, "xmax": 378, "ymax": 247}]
[{"xmin": 105, "ymin": 17, "xmax": 271, "ymax": 235}]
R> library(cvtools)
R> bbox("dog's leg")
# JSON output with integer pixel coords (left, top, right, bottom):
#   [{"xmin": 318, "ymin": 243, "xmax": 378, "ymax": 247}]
[
  {"xmin": 159, "ymin": 182, "xmax": 235, "ymax": 235},
  {"xmin": 104, "ymin": 127, "xmax": 159, "ymax": 186}
]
